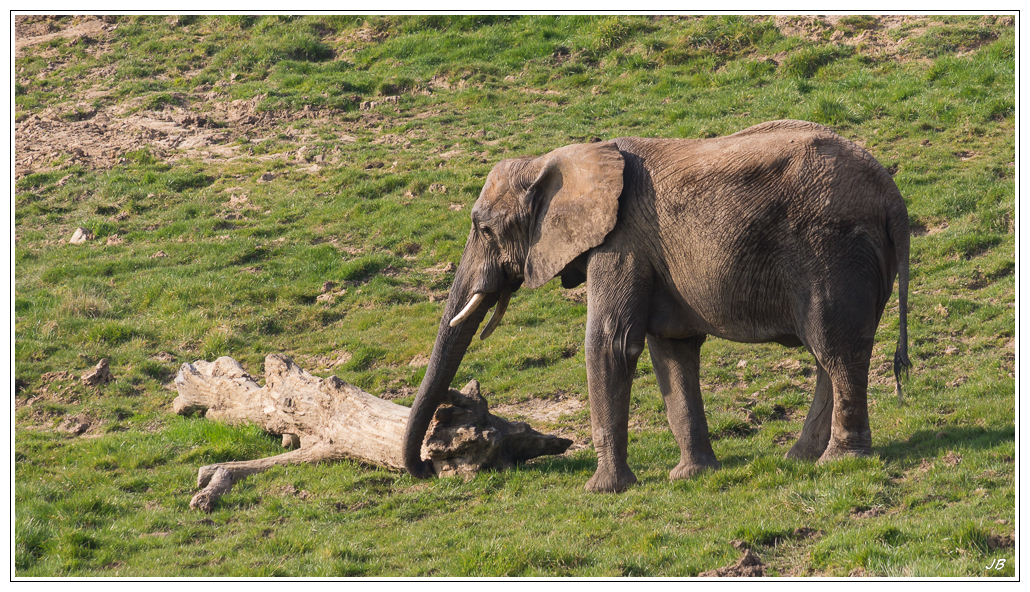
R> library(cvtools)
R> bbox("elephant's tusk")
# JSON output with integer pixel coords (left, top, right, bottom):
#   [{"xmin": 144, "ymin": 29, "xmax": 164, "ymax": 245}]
[
  {"xmin": 449, "ymin": 292, "xmax": 486, "ymax": 327},
  {"xmin": 480, "ymin": 287, "xmax": 512, "ymax": 340}
]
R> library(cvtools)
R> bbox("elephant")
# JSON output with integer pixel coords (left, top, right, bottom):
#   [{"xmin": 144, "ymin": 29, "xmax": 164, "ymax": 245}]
[{"xmin": 402, "ymin": 119, "xmax": 911, "ymax": 493}]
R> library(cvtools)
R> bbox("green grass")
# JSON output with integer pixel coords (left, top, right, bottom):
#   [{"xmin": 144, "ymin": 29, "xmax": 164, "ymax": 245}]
[{"xmin": 14, "ymin": 15, "xmax": 1014, "ymax": 577}]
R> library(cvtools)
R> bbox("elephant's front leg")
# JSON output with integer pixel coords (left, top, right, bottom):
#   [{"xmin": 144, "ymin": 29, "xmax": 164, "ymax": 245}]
[
  {"xmin": 647, "ymin": 334, "xmax": 721, "ymax": 479},
  {"xmin": 584, "ymin": 324, "xmax": 643, "ymax": 493},
  {"xmin": 582, "ymin": 255, "xmax": 650, "ymax": 493}
]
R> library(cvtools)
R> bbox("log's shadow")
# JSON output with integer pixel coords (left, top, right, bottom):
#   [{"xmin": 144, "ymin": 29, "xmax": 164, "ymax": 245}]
[
  {"xmin": 876, "ymin": 425, "xmax": 1015, "ymax": 462},
  {"xmin": 519, "ymin": 454, "xmax": 597, "ymax": 475}
]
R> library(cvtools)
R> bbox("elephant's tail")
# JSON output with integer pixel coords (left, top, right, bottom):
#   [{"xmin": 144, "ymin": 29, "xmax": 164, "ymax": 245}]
[{"xmin": 888, "ymin": 201, "xmax": 912, "ymax": 403}]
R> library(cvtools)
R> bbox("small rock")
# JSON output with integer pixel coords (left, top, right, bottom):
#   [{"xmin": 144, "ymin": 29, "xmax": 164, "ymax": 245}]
[
  {"xmin": 151, "ymin": 251, "xmax": 168, "ymax": 259},
  {"xmin": 81, "ymin": 358, "xmax": 113, "ymax": 386},
  {"xmin": 69, "ymin": 227, "xmax": 94, "ymax": 244},
  {"xmin": 737, "ymin": 359, "xmax": 748, "ymax": 368}
]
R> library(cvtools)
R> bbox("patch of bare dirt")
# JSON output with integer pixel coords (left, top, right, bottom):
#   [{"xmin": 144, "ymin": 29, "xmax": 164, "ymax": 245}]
[
  {"xmin": 15, "ymin": 15, "xmax": 115, "ymax": 58},
  {"xmin": 57, "ymin": 413, "xmax": 93, "ymax": 435},
  {"xmin": 491, "ymin": 392, "xmax": 586, "ymax": 425},
  {"xmin": 491, "ymin": 392, "xmax": 590, "ymax": 452},
  {"xmin": 770, "ymin": 15, "xmax": 1003, "ymax": 64},
  {"xmin": 15, "ymin": 71, "xmax": 383, "ymax": 178}
]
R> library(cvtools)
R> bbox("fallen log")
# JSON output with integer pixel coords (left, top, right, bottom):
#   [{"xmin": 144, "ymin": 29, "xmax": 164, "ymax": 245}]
[{"xmin": 173, "ymin": 354, "xmax": 572, "ymax": 511}]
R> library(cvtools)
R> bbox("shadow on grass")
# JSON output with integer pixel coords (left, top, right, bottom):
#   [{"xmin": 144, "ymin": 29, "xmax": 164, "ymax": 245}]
[
  {"xmin": 520, "ymin": 454, "xmax": 596, "ymax": 475},
  {"xmin": 877, "ymin": 425, "xmax": 1014, "ymax": 462}
]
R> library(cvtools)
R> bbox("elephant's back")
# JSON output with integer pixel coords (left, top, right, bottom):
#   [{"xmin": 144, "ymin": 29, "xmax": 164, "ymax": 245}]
[
  {"xmin": 613, "ymin": 125, "xmax": 900, "ymax": 230},
  {"xmin": 610, "ymin": 125, "xmax": 903, "ymax": 343}
]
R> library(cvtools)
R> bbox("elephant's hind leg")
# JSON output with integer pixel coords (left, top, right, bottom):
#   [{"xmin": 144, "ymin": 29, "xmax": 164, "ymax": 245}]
[
  {"xmin": 647, "ymin": 334, "xmax": 721, "ymax": 479},
  {"xmin": 817, "ymin": 354, "xmax": 874, "ymax": 461},
  {"xmin": 785, "ymin": 363, "xmax": 833, "ymax": 460}
]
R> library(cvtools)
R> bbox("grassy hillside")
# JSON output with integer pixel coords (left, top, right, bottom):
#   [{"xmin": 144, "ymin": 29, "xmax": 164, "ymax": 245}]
[{"xmin": 14, "ymin": 14, "xmax": 1015, "ymax": 577}]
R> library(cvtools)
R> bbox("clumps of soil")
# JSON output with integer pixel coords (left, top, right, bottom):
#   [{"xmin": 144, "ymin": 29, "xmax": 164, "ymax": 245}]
[
  {"xmin": 851, "ymin": 507, "xmax": 886, "ymax": 519},
  {"xmin": 297, "ymin": 350, "xmax": 352, "ymax": 372},
  {"xmin": 987, "ymin": 533, "xmax": 1014, "ymax": 550},
  {"xmin": 699, "ymin": 541, "xmax": 766, "ymax": 577},
  {"xmin": 57, "ymin": 414, "xmax": 93, "ymax": 435},
  {"xmin": 81, "ymin": 358, "xmax": 113, "ymax": 386},
  {"xmin": 274, "ymin": 484, "xmax": 311, "ymax": 499},
  {"xmin": 220, "ymin": 192, "xmax": 260, "ymax": 221},
  {"xmin": 380, "ymin": 385, "xmax": 416, "ymax": 401},
  {"xmin": 152, "ymin": 351, "xmax": 177, "ymax": 362},
  {"xmin": 563, "ymin": 286, "xmax": 587, "ymax": 304}
]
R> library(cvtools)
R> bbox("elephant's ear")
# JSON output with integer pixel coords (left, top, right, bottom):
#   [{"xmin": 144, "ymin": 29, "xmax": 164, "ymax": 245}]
[{"xmin": 522, "ymin": 142, "xmax": 625, "ymax": 289}]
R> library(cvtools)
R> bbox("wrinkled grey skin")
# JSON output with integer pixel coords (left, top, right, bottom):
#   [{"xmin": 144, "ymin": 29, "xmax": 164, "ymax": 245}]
[{"xmin": 402, "ymin": 120, "xmax": 911, "ymax": 493}]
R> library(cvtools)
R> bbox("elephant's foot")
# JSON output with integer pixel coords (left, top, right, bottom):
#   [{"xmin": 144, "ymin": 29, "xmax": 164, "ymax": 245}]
[
  {"xmin": 669, "ymin": 456, "xmax": 721, "ymax": 480},
  {"xmin": 816, "ymin": 436, "xmax": 872, "ymax": 463},
  {"xmin": 785, "ymin": 439, "xmax": 827, "ymax": 461},
  {"xmin": 585, "ymin": 464, "xmax": 637, "ymax": 493}
]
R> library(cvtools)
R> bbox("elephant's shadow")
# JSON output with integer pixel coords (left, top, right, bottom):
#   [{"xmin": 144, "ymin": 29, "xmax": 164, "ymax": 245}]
[
  {"xmin": 876, "ymin": 425, "xmax": 1014, "ymax": 463},
  {"xmin": 516, "ymin": 425, "xmax": 1014, "ymax": 479}
]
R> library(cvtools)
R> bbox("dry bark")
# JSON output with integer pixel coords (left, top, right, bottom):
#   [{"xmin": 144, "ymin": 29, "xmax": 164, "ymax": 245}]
[{"xmin": 173, "ymin": 354, "xmax": 571, "ymax": 511}]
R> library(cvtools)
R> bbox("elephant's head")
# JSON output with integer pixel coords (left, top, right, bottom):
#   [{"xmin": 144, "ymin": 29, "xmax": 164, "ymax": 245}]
[{"xmin": 402, "ymin": 141, "xmax": 625, "ymax": 477}]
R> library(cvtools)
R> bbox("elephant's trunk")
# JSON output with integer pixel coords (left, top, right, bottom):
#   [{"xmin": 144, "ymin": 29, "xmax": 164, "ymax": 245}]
[{"xmin": 402, "ymin": 268, "xmax": 499, "ymax": 478}]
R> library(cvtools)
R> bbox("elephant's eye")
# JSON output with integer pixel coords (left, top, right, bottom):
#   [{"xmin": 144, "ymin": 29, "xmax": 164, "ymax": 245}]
[{"xmin": 481, "ymin": 226, "xmax": 495, "ymax": 239}]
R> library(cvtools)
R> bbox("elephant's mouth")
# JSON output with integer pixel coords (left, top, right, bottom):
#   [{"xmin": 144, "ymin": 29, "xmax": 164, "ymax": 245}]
[{"xmin": 449, "ymin": 274, "xmax": 524, "ymax": 340}]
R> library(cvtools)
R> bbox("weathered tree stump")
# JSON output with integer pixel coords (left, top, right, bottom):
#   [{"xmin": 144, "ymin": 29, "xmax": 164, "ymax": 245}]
[{"xmin": 173, "ymin": 354, "xmax": 571, "ymax": 511}]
